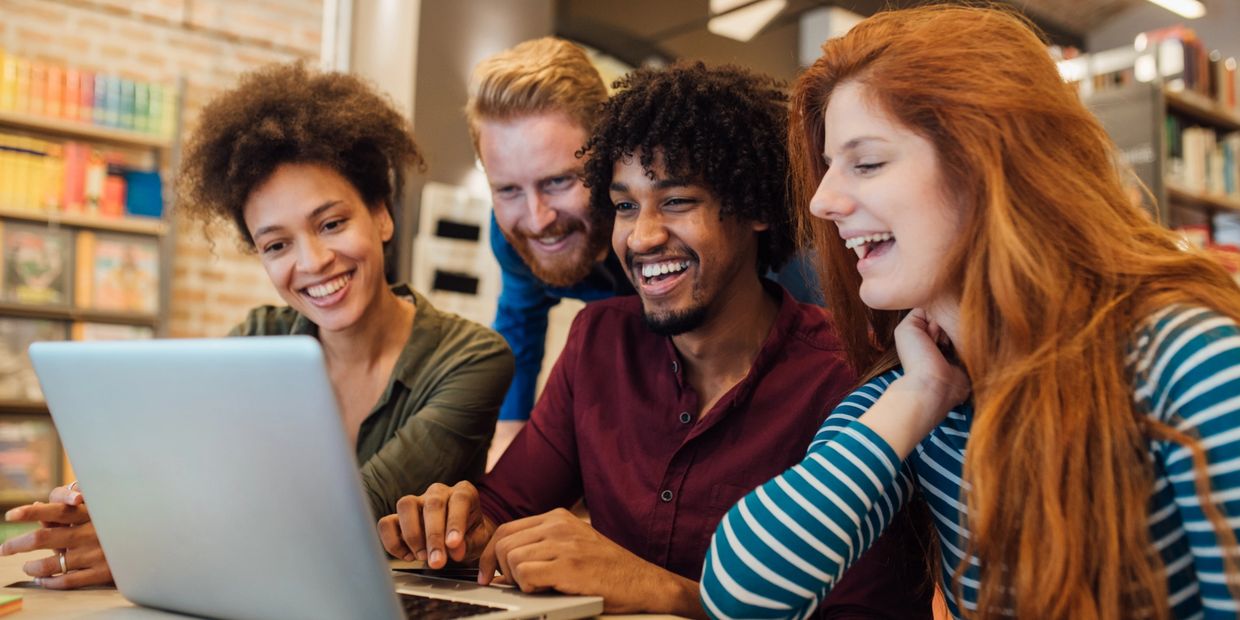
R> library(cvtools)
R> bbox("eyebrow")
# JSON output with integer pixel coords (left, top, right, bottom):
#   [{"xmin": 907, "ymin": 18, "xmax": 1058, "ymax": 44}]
[
  {"xmin": 822, "ymin": 136, "xmax": 889, "ymax": 163},
  {"xmin": 491, "ymin": 168, "xmax": 582, "ymax": 190},
  {"xmin": 252, "ymin": 200, "xmax": 342, "ymax": 239},
  {"xmin": 610, "ymin": 177, "xmax": 695, "ymax": 193}
]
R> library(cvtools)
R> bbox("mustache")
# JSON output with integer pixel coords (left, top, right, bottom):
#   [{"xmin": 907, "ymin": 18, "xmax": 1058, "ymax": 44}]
[{"xmin": 513, "ymin": 217, "xmax": 586, "ymax": 241}]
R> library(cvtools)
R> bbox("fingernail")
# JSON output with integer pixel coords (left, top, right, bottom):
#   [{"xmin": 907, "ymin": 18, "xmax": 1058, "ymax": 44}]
[
  {"xmin": 446, "ymin": 530, "xmax": 461, "ymax": 545},
  {"xmin": 430, "ymin": 549, "xmax": 443, "ymax": 566},
  {"xmin": 33, "ymin": 578, "xmax": 42, "ymax": 587},
  {"xmin": 415, "ymin": 549, "xmax": 426, "ymax": 561},
  {"xmin": 4, "ymin": 508, "xmax": 20, "ymax": 521},
  {"xmin": 69, "ymin": 492, "xmax": 81, "ymax": 503},
  {"xmin": 404, "ymin": 553, "xmax": 415, "ymax": 562}
]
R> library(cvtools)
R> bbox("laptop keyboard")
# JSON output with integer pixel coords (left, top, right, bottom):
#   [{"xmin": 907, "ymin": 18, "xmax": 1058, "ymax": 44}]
[{"xmin": 398, "ymin": 592, "xmax": 506, "ymax": 619}]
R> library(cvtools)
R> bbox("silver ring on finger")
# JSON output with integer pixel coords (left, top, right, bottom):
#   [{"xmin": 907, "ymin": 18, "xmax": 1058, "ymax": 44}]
[
  {"xmin": 58, "ymin": 551, "xmax": 67, "ymax": 575},
  {"xmin": 67, "ymin": 480, "xmax": 79, "ymax": 492}
]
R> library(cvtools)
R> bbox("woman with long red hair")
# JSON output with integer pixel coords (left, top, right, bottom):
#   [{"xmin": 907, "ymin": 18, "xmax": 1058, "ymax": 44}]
[{"xmin": 701, "ymin": 5, "xmax": 1240, "ymax": 619}]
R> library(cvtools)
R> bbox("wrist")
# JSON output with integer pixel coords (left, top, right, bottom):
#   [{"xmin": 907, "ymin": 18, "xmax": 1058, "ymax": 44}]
[
  {"xmin": 859, "ymin": 378, "xmax": 947, "ymax": 459},
  {"xmin": 649, "ymin": 572, "xmax": 706, "ymax": 619}
]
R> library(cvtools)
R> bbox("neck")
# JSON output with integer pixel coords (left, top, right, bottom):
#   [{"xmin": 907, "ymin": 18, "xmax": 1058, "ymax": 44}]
[
  {"xmin": 318, "ymin": 285, "xmax": 414, "ymax": 369},
  {"xmin": 924, "ymin": 295, "xmax": 963, "ymax": 357},
  {"xmin": 672, "ymin": 275, "xmax": 779, "ymax": 391}
]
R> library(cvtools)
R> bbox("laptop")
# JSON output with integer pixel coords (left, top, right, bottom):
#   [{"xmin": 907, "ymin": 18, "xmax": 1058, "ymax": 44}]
[{"xmin": 29, "ymin": 336, "xmax": 603, "ymax": 620}]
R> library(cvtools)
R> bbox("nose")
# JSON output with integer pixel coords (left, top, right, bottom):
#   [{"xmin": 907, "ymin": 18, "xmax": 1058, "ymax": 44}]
[
  {"xmin": 296, "ymin": 236, "xmax": 333, "ymax": 274},
  {"xmin": 808, "ymin": 167, "xmax": 855, "ymax": 221},
  {"xmin": 526, "ymin": 192, "xmax": 557, "ymax": 234},
  {"xmin": 626, "ymin": 206, "xmax": 668, "ymax": 254}
]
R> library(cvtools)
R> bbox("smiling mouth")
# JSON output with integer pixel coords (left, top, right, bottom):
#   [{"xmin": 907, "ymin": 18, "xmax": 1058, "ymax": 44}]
[
  {"xmin": 302, "ymin": 272, "xmax": 352, "ymax": 298},
  {"xmin": 636, "ymin": 259, "xmax": 693, "ymax": 286},
  {"xmin": 533, "ymin": 232, "xmax": 572, "ymax": 247},
  {"xmin": 845, "ymin": 232, "xmax": 895, "ymax": 260}
]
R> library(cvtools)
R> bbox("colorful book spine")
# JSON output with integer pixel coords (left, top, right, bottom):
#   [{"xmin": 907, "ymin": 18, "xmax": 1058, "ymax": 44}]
[
  {"xmin": 62, "ymin": 141, "xmax": 87, "ymax": 213},
  {"xmin": 45, "ymin": 65, "xmax": 63, "ymax": 118},
  {"xmin": 28, "ymin": 62, "xmax": 46, "ymax": 116},
  {"xmin": 161, "ymin": 86, "xmax": 177, "ymax": 137},
  {"xmin": 0, "ymin": 51, "xmax": 15, "ymax": 110},
  {"xmin": 13, "ymin": 57, "xmax": 29, "ymax": 114},
  {"xmin": 78, "ymin": 70, "xmax": 94, "ymax": 123},
  {"xmin": 63, "ymin": 68, "xmax": 79, "ymax": 120},
  {"xmin": 119, "ymin": 78, "xmax": 135, "ymax": 130},
  {"xmin": 104, "ymin": 75, "xmax": 121, "ymax": 128},
  {"xmin": 133, "ymin": 81, "xmax": 149, "ymax": 134},
  {"xmin": 92, "ymin": 73, "xmax": 107, "ymax": 125}
]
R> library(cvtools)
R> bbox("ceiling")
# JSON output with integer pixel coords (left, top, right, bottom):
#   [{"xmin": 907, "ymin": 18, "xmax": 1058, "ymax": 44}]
[{"xmin": 557, "ymin": 0, "xmax": 1151, "ymax": 79}]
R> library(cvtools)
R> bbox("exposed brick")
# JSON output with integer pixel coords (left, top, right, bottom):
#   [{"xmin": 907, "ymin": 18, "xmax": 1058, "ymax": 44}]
[{"xmin": 1, "ymin": 0, "xmax": 318, "ymax": 337}]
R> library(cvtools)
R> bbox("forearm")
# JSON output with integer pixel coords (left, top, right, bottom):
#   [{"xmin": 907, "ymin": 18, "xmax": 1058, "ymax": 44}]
[
  {"xmin": 858, "ymin": 376, "xmax": 944, "ymax": 459},
  {"xmin": 650, "ymin": 572, "xmax": 708, "ymax": 619},
  {"xmin": 701, "ymin": 420, "xmax": 910, "ymax": 619}
]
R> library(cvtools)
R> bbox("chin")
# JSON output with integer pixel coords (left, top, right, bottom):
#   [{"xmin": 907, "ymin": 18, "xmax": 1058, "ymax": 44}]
[{"xmin": 858, "ymin": 284, "xmax": 909, "ymax": 311}]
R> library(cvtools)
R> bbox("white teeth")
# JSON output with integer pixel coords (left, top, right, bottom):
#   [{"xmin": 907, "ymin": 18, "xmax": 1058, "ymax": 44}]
[
  {"xmin": 536, "ymin": 234, "xmax": 567, "ymax": 245},
  {"xmin": 641, "ymin": 260, "xmax": 691, "ymax": 279},
  {"xmin": 305, "ymin": 273, "xmax": 351, "ymax": 298},
  {"xmin": 843, "ymin": 232, "xmax": 894, "ymax": 250}
]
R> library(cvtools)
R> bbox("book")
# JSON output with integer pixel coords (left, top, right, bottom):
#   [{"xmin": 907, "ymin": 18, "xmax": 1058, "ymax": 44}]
[
  {"xmin": 71, "ymin": 321, "xmax": 153, "ymax": 340},
  {"xmin": 0, "ymin": 50, "xmax": 14, "ymax": 111},
  {"xmin": 63, "ymin": 67, "xmax": 79, "ymax": 120},
  {"xmin": 78, "ymin": 69, "xmax": 93, "ymax": 123},
  {"xmin": 0, "ymin": 221, "xmax": 73, "ymax": 306},
  {"xmin": 0, "ymin": 415, "xmax": 60, "ymax": 505},
  {"xmin": 75, "ymin": 231, "xmax": 159, "ymax": 313},
  {"xmin": 0, "ymin": 594, "xmax": 20, "ymax": 617},
  {"xmin": 45, "ymin": 64, "xmax": 63, "ymax": 118},
  {"xmin": 0, "ymin": 317, "xmax": 66, "ymax": 402}
]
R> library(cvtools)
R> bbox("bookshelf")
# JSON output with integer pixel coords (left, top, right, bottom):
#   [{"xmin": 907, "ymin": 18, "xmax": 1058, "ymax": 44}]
[
  {"xmin": 0, "ymin": 73, "xmax": 180, "ymax": 507},
  {"xmin": 1083, "ymin": 82, "xmax": 1240, "ymax": 236}
]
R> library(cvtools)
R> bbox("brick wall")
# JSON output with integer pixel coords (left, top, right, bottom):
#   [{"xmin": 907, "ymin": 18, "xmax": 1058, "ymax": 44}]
[{"xmin": 1, "ymin": 0, "xmax": 323, "ymax": 337}]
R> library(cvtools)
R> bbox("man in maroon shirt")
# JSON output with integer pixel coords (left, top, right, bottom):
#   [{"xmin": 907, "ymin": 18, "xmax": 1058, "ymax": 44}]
[{"xmin": 378, "ymin": 63, "xmax": 931, "ymax": 618}]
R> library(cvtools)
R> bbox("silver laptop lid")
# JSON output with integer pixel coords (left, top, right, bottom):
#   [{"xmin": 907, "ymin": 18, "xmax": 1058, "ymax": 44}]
[{"xmin": 29, "ymin": 336, "xmax": 404, "ymax": 620}]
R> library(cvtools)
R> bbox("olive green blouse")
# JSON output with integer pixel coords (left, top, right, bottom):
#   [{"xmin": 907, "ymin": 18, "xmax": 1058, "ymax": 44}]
[{"xmin": 229, "ymin": 284, "xmax": 514, "ymax": 518}]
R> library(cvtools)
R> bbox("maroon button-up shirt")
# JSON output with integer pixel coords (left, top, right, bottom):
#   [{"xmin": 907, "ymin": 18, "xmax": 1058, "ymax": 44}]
[{"xmin": 479, "ymin": 284, "xmax": 932, "ymax": 617}]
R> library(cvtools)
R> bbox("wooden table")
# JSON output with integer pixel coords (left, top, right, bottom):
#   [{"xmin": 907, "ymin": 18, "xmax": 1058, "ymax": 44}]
[{"xmin": 0, "ymin": 552, "xmax": 683, "ymax": 619}]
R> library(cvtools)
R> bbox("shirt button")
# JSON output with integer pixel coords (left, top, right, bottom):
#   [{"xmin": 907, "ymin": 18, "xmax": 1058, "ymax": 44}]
[
  {"xmin": 672, "ymin": 360, "xmax": 679, "ymax": 373},
  {"xmin": 660, "ymin": 490, "xmax": 674, "ymax": 502},
  {"xmin": 679, "ymin": 411, "xmax": 692, "ymax": 424}
]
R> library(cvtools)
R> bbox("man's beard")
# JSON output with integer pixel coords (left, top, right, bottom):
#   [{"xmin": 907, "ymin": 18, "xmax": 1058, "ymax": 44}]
[
  {"xmin": 643, "ymin": 304, "xmax": 709, "ymax": 336},
  {"xmin": 501, "ymin": 216, "xmax": 611, "ymax": 288}
]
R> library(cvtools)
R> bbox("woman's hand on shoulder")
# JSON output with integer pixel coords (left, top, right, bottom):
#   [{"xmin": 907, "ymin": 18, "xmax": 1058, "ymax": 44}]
[{"xmin": 860, "ymin": 309, "xmax": 971, "ymax": 458}]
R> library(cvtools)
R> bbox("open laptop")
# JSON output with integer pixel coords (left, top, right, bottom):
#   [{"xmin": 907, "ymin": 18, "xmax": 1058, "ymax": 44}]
[{"xmin": 29, "ymin": 336, "xmax": 603, "ymax": 620}]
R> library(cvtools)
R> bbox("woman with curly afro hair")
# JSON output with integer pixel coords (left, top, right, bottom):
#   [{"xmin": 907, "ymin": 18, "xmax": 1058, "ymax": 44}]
[{"xmin": 1, "ymin": 62, "xmax": 513, "ymax": 589}]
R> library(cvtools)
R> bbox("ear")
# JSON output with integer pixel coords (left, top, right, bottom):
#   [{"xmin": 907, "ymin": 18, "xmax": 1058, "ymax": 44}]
[{"xmin": 375, "ymin": 204, "xmax": 395, "ymax": 242}]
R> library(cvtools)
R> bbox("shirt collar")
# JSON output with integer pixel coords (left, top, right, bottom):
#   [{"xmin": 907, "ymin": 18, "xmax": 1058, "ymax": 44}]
[
  {"xmin": 664, "ymin": 279, "xmax": 808, "ymax": 409},
  {"xmin": 287, "ymin": 283, "xmax": 437, "ymax": 393}
]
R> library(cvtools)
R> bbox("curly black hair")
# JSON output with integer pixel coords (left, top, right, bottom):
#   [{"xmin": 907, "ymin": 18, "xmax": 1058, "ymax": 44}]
[
  {"xmin": 580, "ymin": 61, "xmax": 794, "ymax": 272},
  {"xmin": 176, "ymin": 62, "xmax": 424, "ymax": 248}
]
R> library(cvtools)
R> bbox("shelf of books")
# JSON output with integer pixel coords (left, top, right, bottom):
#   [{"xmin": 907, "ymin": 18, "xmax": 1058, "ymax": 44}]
[
  {"xmin": 0, "ymin": 49, "xmax": 177, "ymax": 506},
  {"xmin": 1075, "ymin": 25, "xmax": 1240, "ymax": 285}
]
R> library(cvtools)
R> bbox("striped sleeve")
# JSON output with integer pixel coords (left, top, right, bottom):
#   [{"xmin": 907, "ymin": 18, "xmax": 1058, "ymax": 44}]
[
  {"xmin": 700, "ymin": 373, "xmax": 917, "ymax": 619},
  {"xmin": 1135, "ymin": 306, "xmax": 1240, "ymax": 618}
]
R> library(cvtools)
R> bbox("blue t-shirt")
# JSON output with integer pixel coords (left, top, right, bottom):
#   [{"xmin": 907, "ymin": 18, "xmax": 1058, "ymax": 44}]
[{"xmin": 490, "ymin": 214, "xmax": 631, "ymax": 421}]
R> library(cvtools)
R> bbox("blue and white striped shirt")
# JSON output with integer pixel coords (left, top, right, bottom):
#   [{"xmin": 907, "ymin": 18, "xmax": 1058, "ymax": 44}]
[{"xmin": 702, "ymin": 305, "xmax": 1240, "ymax": 619}]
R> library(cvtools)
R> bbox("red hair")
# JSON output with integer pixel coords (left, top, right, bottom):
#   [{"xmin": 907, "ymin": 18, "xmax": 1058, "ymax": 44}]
[{"xmin": 792, "ymin": 5, "xmax": 1240, "ymax": 618}]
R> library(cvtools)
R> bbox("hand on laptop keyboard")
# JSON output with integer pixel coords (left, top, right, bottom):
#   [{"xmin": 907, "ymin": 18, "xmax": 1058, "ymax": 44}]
[
  {"xmin": 477, "ymin": 508, "xmax": 703, "ymax": 616},
  {"xmin": 378, "ymin": 481, "xmax": 497, "ymax": 573}
]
